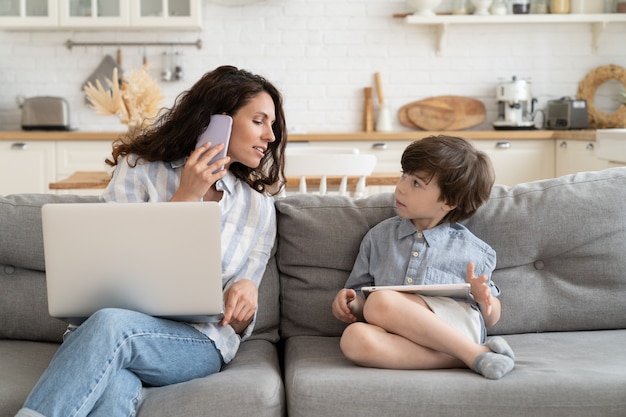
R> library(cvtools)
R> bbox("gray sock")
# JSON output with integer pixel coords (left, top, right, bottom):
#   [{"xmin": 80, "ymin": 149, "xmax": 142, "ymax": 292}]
[
  {"xmin": 473, "ymin": 352, "xmax": 514, "ymax": 380},
  {"xmin": 485, "ymin": 336, "xmax": 515, "ymax": 360}
]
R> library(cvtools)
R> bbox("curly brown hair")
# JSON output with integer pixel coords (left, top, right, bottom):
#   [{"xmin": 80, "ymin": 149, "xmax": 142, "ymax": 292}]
[
  {"xmin": 106, "ymin": 65, "xmax": 287, "ymax": 194},
  {"xmin": 400, "ymin": 135, "xmax": 495, "ymax": 224}
]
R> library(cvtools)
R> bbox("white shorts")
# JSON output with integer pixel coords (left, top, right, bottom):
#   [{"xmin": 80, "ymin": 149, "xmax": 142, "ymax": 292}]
[{"xmin": 418, "ymin": 295, "xmax": 483, "ymax": 344}]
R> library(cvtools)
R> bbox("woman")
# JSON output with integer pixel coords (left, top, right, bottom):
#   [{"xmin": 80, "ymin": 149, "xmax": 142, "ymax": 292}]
[{"xmin": 16, "ymin": 65, "xmax": 287, "ymax": 417}]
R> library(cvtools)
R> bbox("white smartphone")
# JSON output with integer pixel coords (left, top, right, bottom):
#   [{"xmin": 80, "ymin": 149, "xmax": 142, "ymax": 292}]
[{"xmin": 195, "ymin": 114, "xmax": 233, "ymax": 171}]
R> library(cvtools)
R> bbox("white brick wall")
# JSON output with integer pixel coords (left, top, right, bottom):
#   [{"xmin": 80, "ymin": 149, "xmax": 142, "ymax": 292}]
[{"xmin": 0, "ymin": 0, "xmax": 624, "ymax": 133}]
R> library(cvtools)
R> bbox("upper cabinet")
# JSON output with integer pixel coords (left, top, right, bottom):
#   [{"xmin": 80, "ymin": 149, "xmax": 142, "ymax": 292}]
[
  {"xmin": 130, "ymin": 0, "xmax": 201, "ymax": 28},
  {"xmin": 0, "ymin": 0, "xmax": 201, "ymax": 29},
  {"xmin": 0, "ymin": 0, "xmax": 58, "ymax": 27},
  {"xmin": 58, "ymin": 0, "xmax": 129, "ymax": 27}
]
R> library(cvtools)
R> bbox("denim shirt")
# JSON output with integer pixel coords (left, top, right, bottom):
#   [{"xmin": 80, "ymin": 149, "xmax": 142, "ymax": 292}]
[
  {"xmin": 100, "ymin": 155, "xmax": 276, "ymax": 364},
  {"xmin": 346, "ymin": 216, "xmax": 499, "ymax": 302}
]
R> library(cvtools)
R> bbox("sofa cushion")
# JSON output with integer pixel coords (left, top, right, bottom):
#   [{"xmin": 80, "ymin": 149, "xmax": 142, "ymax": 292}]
[
  {"xmin": 464, "ymin": 168, "xmax": 626, "ymax": 334},
  {"xmin": 0, "ymin": 340, "xmax": 61, "ymax": 416},
  {"xmin": 0, "ymin": 339, "xmax": 284, "ymax": 417},
  {"xmin": 139, "ymin": 339, "xmax": 284, "ymax": 417},
  {"xmin": 0, "ymin": 267, "xmax": 67, "ymax": 342},
  {"xmin": 283, "ymin": 331, "xmax": 626, "ymax": 417},
  {"xmin": 276, "ymin": 193, "xmax": 397, "ymax": 338},
  {"xmin": 0, "ymin": 193, "xmax": 279, "ymax": 343},
  {"xmin": 0, "ymin": 193, "xmax": 98, "ymax": 271},
  {"xmin": 0, "ymin": 194, "xmax": 98, "ymax": 342},
  {"xmin": 250, "ymin": 243, "xmax": 280, "ymax": 342},
  {"xmin": 276, "ymin": 168, "xmax": 626, "ymax": 339}
]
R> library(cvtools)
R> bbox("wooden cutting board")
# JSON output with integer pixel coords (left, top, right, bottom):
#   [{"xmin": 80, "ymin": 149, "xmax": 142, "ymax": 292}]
[{"xmin": 398, "ymin": 96, "xmax": 486, "ymax": 131}]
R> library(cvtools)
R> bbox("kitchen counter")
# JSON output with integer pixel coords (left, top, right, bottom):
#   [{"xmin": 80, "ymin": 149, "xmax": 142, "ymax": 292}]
[
  {"xmin": 0, "ymin": 131, "xmax": 126, "ymax": 141},
  {"xmin": 0, "ymin": 130, "xmax": 598, "ymax": 142},
  {"xmin": 49, "ymin": 171, "xmax": 402, "ymax": 190}
]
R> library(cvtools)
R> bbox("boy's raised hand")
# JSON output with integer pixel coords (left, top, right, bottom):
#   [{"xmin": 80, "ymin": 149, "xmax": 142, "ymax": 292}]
[{"xmin": 466, "ymin": 262, "xmax": 493, "ymax": 315}]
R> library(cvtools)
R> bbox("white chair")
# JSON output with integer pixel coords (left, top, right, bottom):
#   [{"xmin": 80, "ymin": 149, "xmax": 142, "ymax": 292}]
[{"xmin": 282, "ymin": 147, "xmax": 377, "ymax": 198}]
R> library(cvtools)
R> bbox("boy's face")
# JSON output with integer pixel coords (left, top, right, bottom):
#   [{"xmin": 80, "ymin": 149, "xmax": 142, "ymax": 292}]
[{"xmin": 394, "ymin": 171, "xmax": 455, "ymax": 231}]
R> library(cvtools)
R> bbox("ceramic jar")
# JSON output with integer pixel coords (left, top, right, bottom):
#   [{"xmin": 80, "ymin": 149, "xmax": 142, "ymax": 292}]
[
  {"xmin": 550, "ymin": 0, "xmax": 570, "ymax": 13},
  {"xmin": 530, "ymin": 0, "xmax": 549, "ymax": 13},
  {"xmin": 513, "ymin": 0, "xmax": 530, "ymax": 13}
]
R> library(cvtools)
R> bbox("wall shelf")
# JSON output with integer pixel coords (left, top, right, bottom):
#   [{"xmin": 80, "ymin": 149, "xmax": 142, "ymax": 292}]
[{"xmin": 403, "ymin": 13, "xmax": 626, "ymax": 54}]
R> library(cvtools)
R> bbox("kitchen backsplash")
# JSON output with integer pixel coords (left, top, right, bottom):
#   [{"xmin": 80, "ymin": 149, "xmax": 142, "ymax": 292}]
[{"xmin": 0, "ymin": 0, "xmax": 624, "ymax": 133}]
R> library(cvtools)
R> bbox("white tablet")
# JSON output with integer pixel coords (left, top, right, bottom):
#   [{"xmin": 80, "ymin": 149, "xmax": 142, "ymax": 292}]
[{"xmin": 361, "ymin": 283, "xmax": 471, "ymax": 299}]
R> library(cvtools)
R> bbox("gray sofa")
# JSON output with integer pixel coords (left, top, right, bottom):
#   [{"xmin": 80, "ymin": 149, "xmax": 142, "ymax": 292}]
[{"xmin": 2, "ymin": 167, "xmax": 626, "ymax": 417}]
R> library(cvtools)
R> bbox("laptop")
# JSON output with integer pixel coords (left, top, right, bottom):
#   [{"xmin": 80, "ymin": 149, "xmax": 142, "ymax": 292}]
[{"xmin": 41, "ymin": 202, "xmax": 224, "ymax": 325}]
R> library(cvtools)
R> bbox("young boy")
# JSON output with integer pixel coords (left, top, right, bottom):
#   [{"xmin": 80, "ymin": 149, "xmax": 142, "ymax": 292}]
[{"xmin": 331, "ymin": 135, "xmax": 515, "ymax": 380}]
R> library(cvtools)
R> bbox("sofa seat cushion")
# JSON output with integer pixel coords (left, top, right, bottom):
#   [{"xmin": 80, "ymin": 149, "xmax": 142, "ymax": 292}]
[
  {"xmin": 139, "ymin": 339, "xmax": 284, "ymax": 417},
  {"xmin": 0, "ymin": 340, "xmax": 60, "ymax": 416},
  {"xmin": 0, "ymin": 339, "xmax": 283, "ymax": 417},
  {"xmin": 283, "ymin": 332, "xmax": 626, "ymax": 417}
]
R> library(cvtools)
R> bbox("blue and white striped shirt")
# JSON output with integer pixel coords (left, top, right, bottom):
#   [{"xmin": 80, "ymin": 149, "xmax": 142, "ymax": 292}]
[{"xmin": 100, "ymin": 155, "xmax": 276, "ymax": 363}]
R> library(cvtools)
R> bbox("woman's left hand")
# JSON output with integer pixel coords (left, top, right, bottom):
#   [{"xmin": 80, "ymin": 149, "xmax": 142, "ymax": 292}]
[{"xmin": 219, "ymin": 279, "xmax": 258, "ymax": 335}]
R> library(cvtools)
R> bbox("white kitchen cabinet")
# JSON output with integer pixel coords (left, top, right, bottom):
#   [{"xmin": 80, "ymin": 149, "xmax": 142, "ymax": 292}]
[
  {"xmin": 555, "ymin": 140, "xmax": 609, "ymax": 177},
  {"xmin": 130, "ymin": 0, "xmax": 201, "ymax": 28},
  {"xmin": 0, "ymin": 140, "xmax": 56, "ymax": 194},
  {"xmin": 55, "ymin": 140, "xmax": 112, "ymax": 179},
  {"xmin": 54, "ymin": 140, "xmax": 113, "ymax": 194},
  {"xmin": 58, "ymin": 0, "xmax": 129, "ymax": 27},
  {"xmin": 59, "ymin": 0, "xmax": 200, "ymax": 28},
  {"xmin": 2, "ymin": 0, "xmax": 200, "ymax": 29},
  {"xmin": 0, "ymin": 0, "xmax": 58, "ymax": 27},
  {"xmin": 471, "ymin": 139, "xmax": 555, "ymax": 186}
]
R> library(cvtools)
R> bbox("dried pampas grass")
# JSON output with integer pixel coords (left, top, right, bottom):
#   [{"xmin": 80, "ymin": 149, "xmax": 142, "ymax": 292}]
[{"xmin": 83, "ymin": 65, "xmax": 164, "ymax": 128}]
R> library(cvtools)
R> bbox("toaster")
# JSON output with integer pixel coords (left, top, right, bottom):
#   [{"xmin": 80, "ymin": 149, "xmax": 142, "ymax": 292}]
[
  {"xmin": 545, "ymin": 98, "xmax": 588, "ymax": 130},
  {"xmin": 21, "ymin": 96, "xmax": 71, "ymax": 131}
]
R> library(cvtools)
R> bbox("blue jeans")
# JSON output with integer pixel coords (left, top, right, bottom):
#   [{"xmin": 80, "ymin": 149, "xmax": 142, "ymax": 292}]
[{"xmin": 16, "ymin": 308, "xmax": 223, "ymax": 417}]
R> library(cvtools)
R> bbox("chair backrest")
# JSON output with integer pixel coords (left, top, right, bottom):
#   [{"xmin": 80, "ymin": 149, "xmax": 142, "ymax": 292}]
[{"xmin": 282, "ymin": 147, "xmax": 377, "ymax": 198}]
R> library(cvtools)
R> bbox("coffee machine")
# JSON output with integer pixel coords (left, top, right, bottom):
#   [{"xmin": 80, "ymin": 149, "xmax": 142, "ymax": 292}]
[{"xmin": 493, "ymin": 76, "xmax": 537, "ymax": 130}]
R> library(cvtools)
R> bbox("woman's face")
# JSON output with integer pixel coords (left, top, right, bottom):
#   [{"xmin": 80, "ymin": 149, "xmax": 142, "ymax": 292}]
[{"xmin": 226, "ymin": 92, "xmax": 276, "ymax": 169}]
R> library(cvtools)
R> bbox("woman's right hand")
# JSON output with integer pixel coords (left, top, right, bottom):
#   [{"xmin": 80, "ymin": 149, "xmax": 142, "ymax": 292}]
[{"xmin": 171, "ymin": 142, "xmax": 230, "ymax": 202}]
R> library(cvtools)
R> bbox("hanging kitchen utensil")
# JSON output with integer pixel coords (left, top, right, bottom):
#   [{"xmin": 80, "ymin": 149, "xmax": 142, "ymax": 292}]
[
  {"xmin": 363, "ymin": 87, "xmax": 374, "ymax": 132},
  {"xmin": 81, "ymin": 54, "xmax": 123, "ymax": 95},
  {"xmin": 374, "ymin": 72, "xmax": 392, "ymax": 132},
  {"xmin": 398, "ymin": 96, "xmax": 486, "ymax": 131},
  {"xmin": 174, "ymin": 51, "xmax": 184, "ymax": 81},
  {"xmin": 161, "ymin": 51, "xmax": 172, "ymax": 81}
]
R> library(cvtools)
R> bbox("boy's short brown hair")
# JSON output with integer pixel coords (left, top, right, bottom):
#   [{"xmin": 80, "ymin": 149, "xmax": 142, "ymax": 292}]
[{"xmin": 400, "ymin": 135, "xmax": 495, "ymax": 224}]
